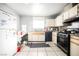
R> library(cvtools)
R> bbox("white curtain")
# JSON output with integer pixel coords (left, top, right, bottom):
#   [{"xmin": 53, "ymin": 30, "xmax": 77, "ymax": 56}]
[{"xmin": 33, "ymin": 17, "xmax": 45, "ymax": 31}]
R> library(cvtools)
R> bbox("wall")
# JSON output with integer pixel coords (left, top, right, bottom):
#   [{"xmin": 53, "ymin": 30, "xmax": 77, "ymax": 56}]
[
  {"xmin": 20, "ymin": 16, "xmax": 47, "ymax": 32},
  {"xmin": 20, "ymin": 16, "xmax": 33, "ymax": 32},
  {"xmin": 20, "ymin": 16, "xmax": 56, "ymax": 32}
]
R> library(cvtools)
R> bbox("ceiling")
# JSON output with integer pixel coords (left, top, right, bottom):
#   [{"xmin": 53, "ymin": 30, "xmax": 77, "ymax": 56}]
[{"xmin": 6, "ymin": 3, "xmax": 67, "ymax": 16}]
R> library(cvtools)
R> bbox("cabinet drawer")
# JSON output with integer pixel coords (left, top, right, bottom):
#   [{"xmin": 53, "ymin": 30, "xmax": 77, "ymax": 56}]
[{"xmin": 71, "ymin": 42, "xmax": 79, "ymax": 56}]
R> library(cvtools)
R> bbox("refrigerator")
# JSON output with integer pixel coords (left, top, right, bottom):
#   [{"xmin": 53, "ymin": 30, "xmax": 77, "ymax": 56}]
[{"xmin": 0, "ymin": 12, "xmax": 17, "ymax": 56}]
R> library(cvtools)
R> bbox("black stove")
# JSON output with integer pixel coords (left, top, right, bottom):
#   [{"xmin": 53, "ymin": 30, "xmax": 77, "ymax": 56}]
[{"xmin": 57, "ymin": 32, "xmax": 70, "ymax": 56}]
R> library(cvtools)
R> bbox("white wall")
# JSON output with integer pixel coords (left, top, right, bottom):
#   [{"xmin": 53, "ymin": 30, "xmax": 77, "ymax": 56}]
[
  {"xmin": 20, "ymin": 16, "xmax": 33, "ymax": 32},
  {"xmin": 20, "ymin": 16, "xmax": 47, "ymax": 32}
]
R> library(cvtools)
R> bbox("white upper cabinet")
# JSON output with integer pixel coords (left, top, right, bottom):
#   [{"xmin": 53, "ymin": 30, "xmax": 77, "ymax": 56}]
[
  {"xmin": 48, "ymin": 19, "xmax": 55, "ymax": 27},
  {"xmin": 63, "ymin": 11, "xmax": 69, "ymax": 20},
  {"xmin": 55, "ymin": 4, "xmax": 79, "ymax": 27},
  {"xmin": 69, "ymin": 5, "xmax": 78, "ymax": 18},
  {"xmin": 55, "ymin": 16, "xmax": 59, "ymax": 26},
  {"xmin": 64, "ymin": 4, "xmax": 79, "ymax": 20},
  {"xmin": 55, "ymin": 14, "xmax": 63, "ymax": 26},
  {"xmin": 45, "ymin": 19, "xmax": 55, "ymax": 27}
]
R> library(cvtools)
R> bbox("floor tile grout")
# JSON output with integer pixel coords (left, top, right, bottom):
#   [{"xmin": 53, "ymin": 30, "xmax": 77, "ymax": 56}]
[
  {"xmin": 50, "ymin": 44, "xmax": 58, "ymax": 56},
  {"xmin": 15, "ymin": 42, "xmax": 66, "ymax": 56},
  {"xmin": 45, "ymin": 48, "xmax": 48, "ymax": 56},
  {"xmin": 27, "ymin": 47, "xmax": 31, "ymax": 56}
]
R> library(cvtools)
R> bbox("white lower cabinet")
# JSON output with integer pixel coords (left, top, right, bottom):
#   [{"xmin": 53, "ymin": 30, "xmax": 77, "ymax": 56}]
[
  {"xmin": 52, "ymin": 32, "xmax": 57, "ymax": 44},
  {"xmin": 32, "ymin": 35, "xmax": 45, "ymax": 41},
  {"xmin": 28, "ymin": 33, "xmax": 32, "ymax": 41},
  {"xmin": 32, "ymin": 35, "xmax": 38, "ymax": 41},
  {"xmin": 38, "ymin": 35, "xmax": 45, "ymax": 41},
  {"xmin": 70, "ymin": 42, "xmax": 79, "ymax": 56},
  {"xmin": 28, "ymin": 33, "xmax": 45, "ymax": 41}
]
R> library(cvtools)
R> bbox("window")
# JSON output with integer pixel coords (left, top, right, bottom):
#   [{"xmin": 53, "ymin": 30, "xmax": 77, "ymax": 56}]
[{"xmin": 33, "ymin": 17, "xmax": 45, "ymax": 31}]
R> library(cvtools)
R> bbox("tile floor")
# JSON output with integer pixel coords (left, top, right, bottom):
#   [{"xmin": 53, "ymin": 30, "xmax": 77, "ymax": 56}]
[{"xmin": 15, "ymin": 42, "xmax": 66, "ymax": 56}]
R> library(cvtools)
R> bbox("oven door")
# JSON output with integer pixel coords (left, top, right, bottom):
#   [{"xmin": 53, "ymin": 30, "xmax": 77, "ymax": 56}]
[{"xmin": 57, "ymin": 36, "xmax": 68, "ymax": 50}]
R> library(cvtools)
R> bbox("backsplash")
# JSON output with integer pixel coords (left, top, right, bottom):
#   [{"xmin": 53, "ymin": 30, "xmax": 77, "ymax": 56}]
[
  {"xmin": 67, "ymin": 21, "xmax": 79, "ymax": 28},
  {"xmin": 66, "ymin": 22, "xmax": 79, "ymax": 34}
]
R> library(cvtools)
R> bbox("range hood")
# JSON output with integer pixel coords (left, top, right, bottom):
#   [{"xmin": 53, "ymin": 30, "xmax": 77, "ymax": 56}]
[{"xmin": 63, "ymin": 16, "xmax": 79, "ymax": 23}]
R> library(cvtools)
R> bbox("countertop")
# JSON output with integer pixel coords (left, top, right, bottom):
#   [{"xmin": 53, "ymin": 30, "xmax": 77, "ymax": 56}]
[
  {"xmin": 28, "ymin": 32, "xmax": 45, "ymax": 35},
  {"xmin": 70, "ymin": 34, "xmax": 79, "ymax": 37}
]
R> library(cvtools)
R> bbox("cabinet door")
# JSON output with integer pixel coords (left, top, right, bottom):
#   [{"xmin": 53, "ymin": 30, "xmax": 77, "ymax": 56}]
[
  {"xmin": 38, "ymin": 35, "xmax": 45, "ymax": 41},
  {"xmin": 53, "ymin": 32, "xmax": 57, "ymax": 44},
  {"xmin": 42, "ymin": 35, "xmax": 45, "ymax": 41},
  {"xmin": 64, "ymin": 11, "xmax": 69, "ymax": 20},
  {"xmin": 69, "ymin": 5, "xmax": 77, "ymax": 18},
  {"xmin": 38, "ymin": 35, "xmax": 41, "ymax": 41},
  {"xmin": 45, "ymin": 19, "xmax": 55, "ymax": 27},
  {"xmin": 48, "ymin": 19, "xmax": 55, "ymax": 26},
  {"xmin": 55, "ymin": 15, "xmax": 63, "ymax": 26},
  {"xmin": 28, "ymin": 33, "xmax": 32, "ymax": 41},
  {"xmin": 55, "ymin": 17, "xmax": 59, "ymax": 26},
  {"xmin": 32, "ymin": 35, "xmax": 36, "ymax": 41},
  {"xmin": 32, "ymin": 35, "xmax": 34, "ymax": 41},
  {"xmin": 59, "ymin": 15, "xmax": 63, "ymax": 26},
  {"xmin": 71, "ymin": 42, "xmax": 79, "ymax": 56},
  {"xmin": 53, "ymin": 35, "xmax": 57, "ymax": 44}
]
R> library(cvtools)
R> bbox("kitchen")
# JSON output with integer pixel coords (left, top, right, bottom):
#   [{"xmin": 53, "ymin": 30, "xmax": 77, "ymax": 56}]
[{"xmin": 0, "ymin": 3, "xmax": 79, "ymax": 56}]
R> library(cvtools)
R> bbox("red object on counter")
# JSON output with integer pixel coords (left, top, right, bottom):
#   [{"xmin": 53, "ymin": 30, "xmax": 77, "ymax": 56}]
[{"xmin": 17, "ymin": 47, "xmax": 21, "ymax": 52}]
